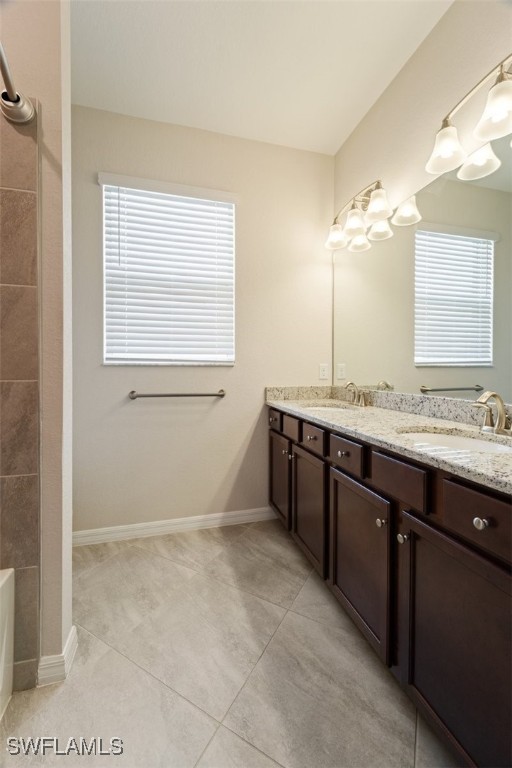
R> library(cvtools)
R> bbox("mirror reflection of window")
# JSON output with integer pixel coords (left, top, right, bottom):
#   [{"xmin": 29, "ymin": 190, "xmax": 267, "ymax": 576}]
[{"xmin": 414, "ymin": 228, "xmax": 495, "ymax": 367}]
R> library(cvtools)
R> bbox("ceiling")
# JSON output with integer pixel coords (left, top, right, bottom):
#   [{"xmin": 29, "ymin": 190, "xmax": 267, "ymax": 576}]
[{"xmin": 70, "ymin": 0, "xmax": 452, "ymax": 156}]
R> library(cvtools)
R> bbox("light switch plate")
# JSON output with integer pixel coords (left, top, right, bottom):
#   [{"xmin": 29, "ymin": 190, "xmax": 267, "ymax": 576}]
[
  {"xmin": 337, "ymin": 363, "xmax": 346, "ymax": 380},
  {"xmin": 319, "ymin": 363, "xmax": 329, "ymax": 380}
]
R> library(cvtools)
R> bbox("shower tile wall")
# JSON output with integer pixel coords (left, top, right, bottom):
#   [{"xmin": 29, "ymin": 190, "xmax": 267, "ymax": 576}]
[{"xmin": 0, "ymin": 115, "xmax": 40, "ymax": 691}]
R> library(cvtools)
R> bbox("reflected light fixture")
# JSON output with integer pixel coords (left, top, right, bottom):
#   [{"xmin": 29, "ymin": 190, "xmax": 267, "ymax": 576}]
[
  {"xmin": 324, "ymin": 179, "xmax": 419, "ymax": 254},
  {"xmin": 365, "ymin": 181, "xmax": 393, "ymax": 223},
  {"xmin": 368, "ymin": 219, "xmax": 393, "ymax": 241},
  {"xmin": 426, "ymin": 54, "xmax": 512, "ymax": 178},
  {"xmin": 325, "ymin": 223, "xmax": 349, "ymax": 250},
  {"xmin": 391, "ymin": 196, "xmax": 422, "ymax": 226},
  {"xmin": 457, "ymin": 143, "xmax": 501, "ymax": 181},
  {"xmin": 348, "ymin": 233, "xmax": 371, "ymax": 252},
  {"xmin": 343, "ymin": 203, "xmax": 367, "ymax": 238}
]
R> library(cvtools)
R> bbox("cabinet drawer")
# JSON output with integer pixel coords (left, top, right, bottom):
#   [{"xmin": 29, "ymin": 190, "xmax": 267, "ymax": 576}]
[
  {"xmin": 268, "ymin": 408, "xmax": 282, "ymax": 431},
  {"xmin": 442, "ymin": 480, "xmax": 512, "ymax": 564},
  {"xmin": 371, "ymin": 452, "xmax": 427, "ymax": 513},
  {"xmin": 330, "ymin": 434, "xmax": 364, "ymax": 479},
  {"xmin": 301, "ymin": 422, "xmax": 326, "ymax": 457},
  {"xmin": 282, "ymin": 414, "xmax": 300, "ymax": 441}
]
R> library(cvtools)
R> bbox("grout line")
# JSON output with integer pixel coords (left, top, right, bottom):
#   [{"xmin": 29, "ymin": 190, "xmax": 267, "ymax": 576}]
[
  {"xmin": 414, "ymin": 708, "xmax": 419, "ymax": 767},
  {"xmin": 191, "ymin": 723, "xmax": 222, "ymax": 768},
  {"xmin": 0, "ymin": 186, "xmax": 37, "ymax": 194},
  {"xmin": 130, "ymin": 538, "xmax": 311, "ymax": 613},
  {"xmin": 73, "ymin": 622, "xmax": 223, "ymax": 726},
  {"xmin": 0, "ymin": 473, "xmax": 38, "ymax": 479},
  {"xmin": 0, "ymin": 284, "xmax": 37, "ymax": 289},
  {"xmin": 72, "ymin": 540, "xmax": 138, "ymax": 583}
]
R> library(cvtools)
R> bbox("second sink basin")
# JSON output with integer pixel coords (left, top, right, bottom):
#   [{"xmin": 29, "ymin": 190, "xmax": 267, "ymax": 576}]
[{"xmin": 401, "ymin": 432, "xmax": 512, "ymax": 455}]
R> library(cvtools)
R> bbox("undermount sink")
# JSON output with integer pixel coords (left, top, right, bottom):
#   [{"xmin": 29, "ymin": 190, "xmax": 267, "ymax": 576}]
[{"xmin": 400, "ymin": 432, "xmax": 512, "ymax": 455}]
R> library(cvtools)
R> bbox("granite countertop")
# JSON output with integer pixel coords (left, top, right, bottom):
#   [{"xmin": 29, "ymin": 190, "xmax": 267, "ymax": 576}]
[{"xmin": 266, "ymin": 398, "xmax": 512, "ymax": 496}]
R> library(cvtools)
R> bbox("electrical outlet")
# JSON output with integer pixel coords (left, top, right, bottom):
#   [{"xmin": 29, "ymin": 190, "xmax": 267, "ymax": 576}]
[
  {"xmin": 319, "ymin": 363, "xmax": 329, "ymax": 380},
  {"xmin": 337, "ymin": 363, "xmax": 347, "ymax": 380}
]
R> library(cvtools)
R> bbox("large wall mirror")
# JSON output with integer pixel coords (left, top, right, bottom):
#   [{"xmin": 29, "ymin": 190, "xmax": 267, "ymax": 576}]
[{"xmin": 333, "ymin": 135, "xmax": 511, "ymax": 400}]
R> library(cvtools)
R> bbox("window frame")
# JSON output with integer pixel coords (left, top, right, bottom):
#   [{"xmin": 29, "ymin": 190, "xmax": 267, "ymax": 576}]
[
  {"xmin": 414, "ymin": 223, "xmax": 497, "ymax": 368},
  {"xmin": 99, "ymin": 173, "xmax": 237, "ymax": 367}
]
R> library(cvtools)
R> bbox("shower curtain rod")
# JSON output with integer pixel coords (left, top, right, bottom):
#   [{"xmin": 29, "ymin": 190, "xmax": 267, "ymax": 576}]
[{"xmin": 0, "ymin": 42, "xmax": 34, "ymax": 123}]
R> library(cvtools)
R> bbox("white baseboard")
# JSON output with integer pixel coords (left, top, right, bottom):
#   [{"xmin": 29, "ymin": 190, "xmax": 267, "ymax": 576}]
[
  {"xmin": 37, "ymin": 625, "xmax": 78, "ymax": 687},
  {"xmin": 73, "ymin": 506, "xmax": 276, "ymax": 547}
]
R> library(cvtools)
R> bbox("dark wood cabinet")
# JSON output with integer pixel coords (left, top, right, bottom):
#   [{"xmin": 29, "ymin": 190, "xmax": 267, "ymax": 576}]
[
  {"xmin": 269, "ymin": 430, "xmax": 291, "ymax": 530},
  {"xmin": 267, "ymin": 405, "xmax": 512, "ymax": 767},
  {"xmin": 291, "ymin": 444, "xmax": 327, "ymax": 576},
  {"xmin": 399, "ymin": 512, "xmax": 512, "ymax": 768},
  {"xmin": 330, "ymin": 468, "xmax": 391, "ymax": 662}
]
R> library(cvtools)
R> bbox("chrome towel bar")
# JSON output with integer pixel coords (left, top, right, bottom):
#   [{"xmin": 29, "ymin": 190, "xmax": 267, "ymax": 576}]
[
  {"xmin": 420, "ymin": 384, "xmax": 483, "ymax": 394},
  {"xmin": 128, "ymin": 389, "xmax": 225, "ymax": 400}
]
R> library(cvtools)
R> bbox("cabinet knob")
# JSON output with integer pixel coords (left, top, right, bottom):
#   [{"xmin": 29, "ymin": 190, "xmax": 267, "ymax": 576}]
[
  {"xmin": 473, "ymin": 517, "xmax": 489, "ymax": 531},
  {"xmin": 306, "ymin": 435, "xmax": 317, "ymax": 441},
  {"xmin": 397, "ymin": 533, "xmax": 409, "ymax": 544},
  {"xmin": 376, "ymin": 518, "xmax": 387, "ymax": 528},
  {"xmin": 282, "ymin": 449, "xmax": 288, "ymax": 455},
  {"xmin": 269, "ymin": 416, "xmax": 276, "ymax": 424},
  {"xmin": 337, "ymin": 450, "xmax": 350, "ymax": 458}
]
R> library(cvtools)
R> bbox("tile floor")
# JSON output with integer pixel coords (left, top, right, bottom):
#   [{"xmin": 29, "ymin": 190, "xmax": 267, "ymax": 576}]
[{"xmin": 1, "ymin": 520, "xmax": 461, "ymax": 767}]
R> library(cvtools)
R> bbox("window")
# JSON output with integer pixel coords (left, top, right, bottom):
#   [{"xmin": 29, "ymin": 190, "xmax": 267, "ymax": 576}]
[
  {"xmin": 414, "ymin": 228, "xmax": 494, "ymax": 366},
  {"xmin": 101, "ymin": 174, "xmax": 235, "ymax": 365}
]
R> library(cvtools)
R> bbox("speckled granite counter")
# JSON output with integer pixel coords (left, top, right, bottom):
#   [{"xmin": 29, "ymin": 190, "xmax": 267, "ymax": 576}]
[{"xmin": 266, "ymin": 397, "xmax": 512, "ymax": 496}]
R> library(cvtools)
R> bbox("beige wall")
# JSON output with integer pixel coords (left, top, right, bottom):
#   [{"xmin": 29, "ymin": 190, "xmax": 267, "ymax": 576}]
[
  {"xmin": 0, "ymin": 1, "xmax": 72, "ymax": 659},
  {"xmin": 72, "ymin": 106, "xmax": 332, "ymax": 531},
  {"xmin": 333, "ymin": 1, "xmax": 512, "ymax": 212},
  {"xmin": 333, "ymin": 179, "xmax": 512, "ymax": 397}
]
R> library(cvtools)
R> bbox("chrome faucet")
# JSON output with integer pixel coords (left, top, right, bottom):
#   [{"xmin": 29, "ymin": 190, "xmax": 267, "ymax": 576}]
[
  {"xmin": 473, "ymin": 391, "xmax": 511, "ymax": 435},
  {"xmin": 345, "ymin": 381, "xmax": 367, "ymax": 407}
]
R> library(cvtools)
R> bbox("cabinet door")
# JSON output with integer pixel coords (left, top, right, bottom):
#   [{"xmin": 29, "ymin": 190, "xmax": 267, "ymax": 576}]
[
  {"xmin": 399, "ymin": 512, "xmax": 512, "ymax": 768},
  {"xmin": 329, "ymin": 468, "xmax": 391, "ymax": 663},
  {"xmin": 269, "ymin": 431, "xmax": 291, "ymax": 530},
  {"xmin": 291, "ymin": 444, "xmax": 327, "ymax": 576}
]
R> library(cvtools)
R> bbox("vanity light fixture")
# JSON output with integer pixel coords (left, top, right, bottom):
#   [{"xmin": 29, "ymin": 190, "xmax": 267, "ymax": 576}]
[
  {"xmin": 457, "ymin": 143, "xmax": 501, "ymax": 181},
  {"xmin": 391, "ymin": 195, "xmax": 422, "ymax": 226},
  {"xmin": 368, "ymin": 218, "xmax": 393, "ymax": 241},
  {"xmin": 343, "ymin": 203, "xmax": 367, "ymax": 238},
  {"xmin": 324, "ymin": 179, "xmax": 421, "ymax": 252},
  {"xmin": 325, "ymin": 223, "xmax": 349, "ymax": 251},
  {"xmin": 348, "ymin": 233, "xmax": 371, "ymax": 252},
  {"xmin": 365, "ymin": 181, "xmax": 393, "ymax": 223},
  {"xmin": 426, "ymin": 54, "xmax": 512, "ymax": 178}
]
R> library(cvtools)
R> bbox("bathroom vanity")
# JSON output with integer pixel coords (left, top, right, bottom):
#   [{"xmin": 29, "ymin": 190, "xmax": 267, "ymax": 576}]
[{"xmin": 267, "ymin": 393, "xmax": 512, "ymax": 768}]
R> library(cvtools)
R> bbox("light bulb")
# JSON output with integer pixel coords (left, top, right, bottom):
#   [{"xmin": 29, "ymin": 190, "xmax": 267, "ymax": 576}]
[
  {"xmin": 324, "ymin": 223, "xmax": 349, "ymax": 250},
  {"xmin": 343, "ymin": 205, "xmax": 366, "ymax": 238},
  {"xmin": 365, "ymin": 183, "xmax": 393, "ymax": 223},
  {"xmin": 348, "ymin": 233, "xmax": 371, "ymax": 252},
  {"xmin": 425, "ymin": 122, "xmax": 467, "ymax": 174},
  {"xmin": 457, "ymin": 143, "xmax": 501, "ymax": 181},
  {"xmin": 391, "ymin": 196, "xmax": 422, "ymax": 226},
  {"xmin": 368, "ymin": 219, "xmax": 394, "ymax": 241},
  {"xmin": 474, "ymin": 73, "xmax": 512, "ymax": 142}
]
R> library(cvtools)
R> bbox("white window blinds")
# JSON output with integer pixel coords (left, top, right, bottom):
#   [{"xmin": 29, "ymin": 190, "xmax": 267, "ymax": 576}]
[
  {"xmin": 102, "ymin": 180, "xmax": 235, "ymax": 365},
  {"xmin": 414, "ymin": 229, "xmax": 494, "ymax": 367}
]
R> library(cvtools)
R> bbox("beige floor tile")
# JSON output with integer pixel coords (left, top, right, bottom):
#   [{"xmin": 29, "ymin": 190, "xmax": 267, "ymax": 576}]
[
  {"xmin": 73, "ymin": 545, "xmax": 196, "ymax": 645},
  {"xmin": 202, "ymin": 520, "xmax": 312, "ymax": 608},
  {"xmin": 415, "ymin": 713, "xmax": 462, "ymax": 768},
  {"xmin": 1, "ymin": 627, "xmax": 216, "ymax": 767},
  {"xmin": 132, "ymin": 524, "xmax": 247, "ymax": 571},
  {"xmin": 197, "ymin": 726, "xmax": 283, "ymax": 768},
  {"xmin": 290, "ymin": 570, "xmax": 350, "ymax": 628},
  {"xmin": 112, "ymin": 572, "xmax": 285, "ymax": 720},
  {"xmin": 224, "ymin": 611, "xmax": 416, "ymax": 768},
  {"xmin": 72, "ymin": 540, "xmax": 135, "ymax": 580}
]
